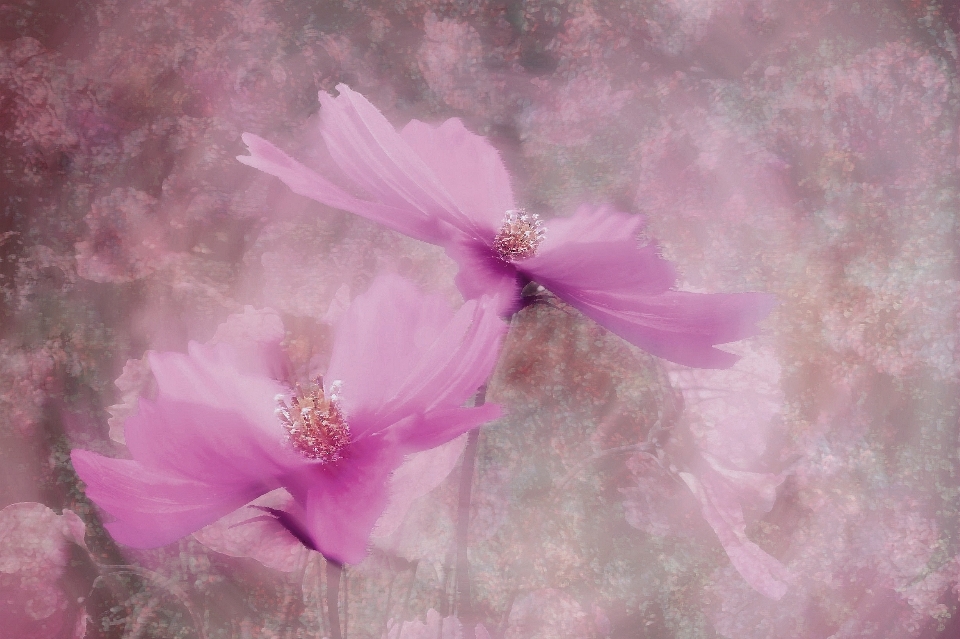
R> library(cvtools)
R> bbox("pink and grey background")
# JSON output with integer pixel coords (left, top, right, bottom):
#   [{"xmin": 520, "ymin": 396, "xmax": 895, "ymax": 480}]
[{"xmin": 1, "ymin": 0, "xmax": 959, "ymax": 637}]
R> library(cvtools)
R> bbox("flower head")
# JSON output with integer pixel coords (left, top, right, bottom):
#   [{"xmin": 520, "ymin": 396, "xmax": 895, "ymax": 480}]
[
  {"xmin": 71, "ymin": 275, "xmax": 505, "ymax": 564},
  {"xmin": 239, "ymin": 84, "xmax": 774, "ymax": 368}
]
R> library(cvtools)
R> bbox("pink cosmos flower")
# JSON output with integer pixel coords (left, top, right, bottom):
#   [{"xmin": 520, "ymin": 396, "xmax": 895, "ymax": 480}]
[
  {"xmin": 238, "ymin": 85, "xmax": 773, "ymax": 368},
  {"xmin": 71, "ymin": 274, "xmax": 505, "ymax": 564}
]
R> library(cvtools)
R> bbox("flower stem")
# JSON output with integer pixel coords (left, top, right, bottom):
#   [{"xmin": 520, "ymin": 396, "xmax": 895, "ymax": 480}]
[
  {"xmin": 455, "ymin": 384, "xmax": 486, "ymax": 625},
  {"xmin": 326, "ymin": 560, "xmax": 343, "ymax": 639}
]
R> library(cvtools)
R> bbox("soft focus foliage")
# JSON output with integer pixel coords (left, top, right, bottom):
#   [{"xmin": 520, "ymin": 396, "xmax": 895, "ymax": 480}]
[{"xmin": 1, "ymin": 0, "xmax": 958, "ymax": 638}]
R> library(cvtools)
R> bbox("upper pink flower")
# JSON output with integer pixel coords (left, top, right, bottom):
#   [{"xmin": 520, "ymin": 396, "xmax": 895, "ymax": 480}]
[
  {"xmin": 238, "ymin": 84, "xmax": 773, "ymax": 368},
  {"xmin": 71, "ymin": 274, "xmax": 505, "ymax": 565}
]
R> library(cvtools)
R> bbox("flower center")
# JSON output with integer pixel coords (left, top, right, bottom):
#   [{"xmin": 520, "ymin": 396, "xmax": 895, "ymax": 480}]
[
  {"xmin": 493, "ymin": 208, "xmax": 545, "ymax": 262},
  {"xmin": 275, "ymin": 378, "xmax": 350, "ymax": 462}
]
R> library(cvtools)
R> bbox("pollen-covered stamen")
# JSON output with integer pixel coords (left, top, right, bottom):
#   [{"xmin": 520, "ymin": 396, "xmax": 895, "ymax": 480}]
[
  {"xmin": 493, "ymin": 208, "xmax": 545, "ymax": 262},
  {"xmin": 275, "ymin": 377, "xmax": 350, "ymax": 462}
]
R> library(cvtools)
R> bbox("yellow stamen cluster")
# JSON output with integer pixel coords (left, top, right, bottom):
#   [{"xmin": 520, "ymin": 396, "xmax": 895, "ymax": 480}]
[
  {"xmin": 493, "ymin": 208, "xmax": 545, "ymax": 262},
  {"xmin": 275, "ymin": 378, "xmax": 350, "ymax": 463}
]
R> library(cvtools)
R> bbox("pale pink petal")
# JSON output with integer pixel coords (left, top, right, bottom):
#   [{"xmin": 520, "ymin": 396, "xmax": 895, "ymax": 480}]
[
  {"xmin": 106, "ymin": 356, "xmax": 152, "ymax": 445},
  {"xmin": 704, "ymin": 453, "xmax": 784, "ymax": 513},
  {"xmin": 521, "ymin": 204, "xmax": 774, "ymax": 368},
  {"xmin": 400, "ymin": 117, "xmax": 514, "ymax": 235},
  {"xmin": 123, "ymin": 398, "xmax": 295, "ymax": 485},
  {"xmin": 71, "ymin": 450, "xmax": 266, "ymax": 549},
  {"xmin": 325, "ymin": 274, "xmax": 453, "ymax": 434},
  {"xmin": 209, "ymin": 306, "xmax": 289, "ymax": 380},
  {"xmin": 326, "ymin": 274, "xmax": 505, "ymax": 439},
  {"xmin": 380, "ymin": 297, "xmax": 505, "ymax": 427},
  {"xmin": 318, "ymin": 85, "xmax": 485, "ymax": 241},
  {"xmin": 238, "ymin": 132, "xmax": 449, "ymax": 243},
  {"xmin": 193, "ymin": 489, "xmax": 309, "ymax": 572},
  {"xmin": 680, "ymin": 471, "xmax": 790, "ymax": 600},
  {"xmin": 372, "ymin": 434, "xmax": 468, "ymax": 540},
  {"xmin": 59, "ymin": 510, "xmax": 87, "ymax": 550},
  {"xmin": 147, "ymin": 341, "xmax": 285, "ymax": 434}
]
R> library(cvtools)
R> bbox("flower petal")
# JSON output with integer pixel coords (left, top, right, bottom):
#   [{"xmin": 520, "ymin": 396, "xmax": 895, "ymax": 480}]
[
  {"xmin": 680, "ymin": 471, "xmax": 790, "ymax": 600},
  {"xmin": 444, "ymin": 238, "xmax": 524, "ymax": 316},
  {"xmin": 379, "ymin": 297, "xmax": 505, "ymax": 428},
  {"xmin": 209, "ymin": 306, "xmax": 290, "ymax": 380},
  {"xmin": 521, "ymin": 204, "xmax": 676, "ymax": 293},
  {"xmin": 521, "ymin": 205, "xmax": 774, "ymax": 368},
  {"xmin": 123, "ymin": 398, "xmax": 295, "ymax": 485},
  {"xmin": 372, "ymin": 434, "xmax": 468, "ymax": 540},
  {"xmin": 326, "ymin": 274, "xmax": 505, "ymax": 438},
  {"xmin": 299, "ymin": 436, "xmax": 406, "ymax": 564},
  {"xmin": 147, "ymin": 342, "xmax": 285, "ymax": 435},
  {"xmin": 318, "ymin": 85, "xmax": 486, "ymax": 242},
  {"xmin": 400, "ymin": 117, "xmax": 515, "ymax": 235},
  {"xmin": 71, "ymin": 450, "xmax": 263, "ymax": 548},
  {"xmin": 193, "ymin": 489, "xmax": 309, "ymax": 572},
  {"xmin": 238, "ymin": 132, "xmax": 449, "ymax": 243},
  {"xmin": 325, "ymin": 274, "xmax": 452, "ymax": 433}
]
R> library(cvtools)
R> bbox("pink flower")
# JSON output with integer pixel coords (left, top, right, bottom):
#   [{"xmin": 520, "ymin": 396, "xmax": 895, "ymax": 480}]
[
  {"xmin": 71, "ymin": 274, "xmax": 505, "ymax": 564},
  {"xmin": 239, "ymin": 85, "xmax": 773, "ymax": 368},
  {"xmin": 0, "ymin": 502, "xmax": 88, "ymax": 639}
]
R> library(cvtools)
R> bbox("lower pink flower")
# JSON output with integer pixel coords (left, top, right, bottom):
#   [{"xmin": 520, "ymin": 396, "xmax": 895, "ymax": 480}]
[{"xmin": 72, "ymin": 274, "xmax": 505, "ymax": 565}]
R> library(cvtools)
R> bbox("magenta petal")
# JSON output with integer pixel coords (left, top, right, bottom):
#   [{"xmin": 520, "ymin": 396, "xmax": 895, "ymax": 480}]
[
  {"xmin": 300, "ymin": 436, "xmax": 406, "ymax": 564},
  {"xmin": 401, "ymin": 117, "xmax": 515, "ymax": 234},
  {"xmin": 318, "ymin": 85, "xmax": 485, "ymax": 242},
  {"xmin": 521, "ymin": 204, "xmax": 774, "ymax": 368},
  {"xmin": 560, "ymin": 289, "xmax": 774, "ymax": 368},
  {"xmin": 522, "ymin": 204, "xmax": 677, "ymax": 295},
  {"xmin": 238, "ymin": 133, "xmax": 447, "ymax": 243},
  {"xmin": 71, "ymin": 450, "xmax": 263, "ymax": 548},
  {"xmin": 444, "ymin": 238, "xmax": 524, "ymax": 316}
]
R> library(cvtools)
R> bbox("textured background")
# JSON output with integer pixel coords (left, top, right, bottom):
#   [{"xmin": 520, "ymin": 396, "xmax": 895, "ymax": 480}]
[{"xmin": 1, "ymin": 1, "xmax": 959, "ymax": 637}]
